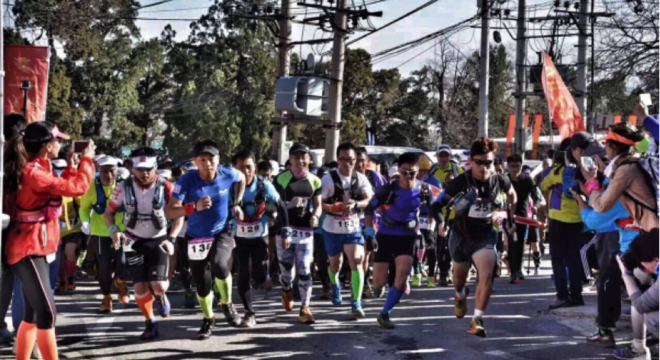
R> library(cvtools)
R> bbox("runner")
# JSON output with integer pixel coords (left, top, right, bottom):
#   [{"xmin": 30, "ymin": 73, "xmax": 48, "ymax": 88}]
[
  {"xmin": 4, "ymin": 122, "xmax": 94, "ymax": 360},
  {"xmin": 355, "ymin": 147, "xmax": 387, "ymax": 298},
  {"xmin": 166, "ymin": 140, "xmax": 247, "ymax": 339},
  {"xmin": 434, "ymin": 137, "xmax": 517, "ymax": 337},
  {"xmin": 321, "ymin": 143, "xmax": 373, "ymax": 318},
  {"xmin": 364, "ymin": 152, "xmax": 439, "ymax": 329},
  {"xmin": 272, "ymin": 143, "xmax": 322, "ymax": 324},
  {"xmin": 79, "ymin": 155, "xmax": 130, "ymax": 312},
  {"xmin": 231, "ymin": 150, "xmax": 288, "ymax": 327},
  {"xmin": 105, "ymin": 147, "xmax": 183, "ymax": 340},
  {"xmin": 54, "ymin": 157, "xmax": 82, "ymax": 292},
  {"xmin": 416, "ymin": 160, "xmax": 442, "ymax": 288}
]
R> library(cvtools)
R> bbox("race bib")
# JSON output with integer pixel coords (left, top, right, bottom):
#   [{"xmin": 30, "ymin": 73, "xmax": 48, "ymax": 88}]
[
  {"xmin": 468, "ymin": 200, "xmax": 493, "ymax": 219},
  {"xmin": 188, "ymin": 237, "xmax": 214, "ymax": 261},
  {"xmin": 290, "ymin": 227, "xmax": 314, "ymax": 244},
  {"xmin": 123, "ymin": 236, "xmax": 136, "ymax": 253},
  {"xmin": 236, "ymin": 221, "xmax": 264, "ymax": 239},
  {"xmin": 324, "ymin": 215, "xmax": 360, "ymax": 234},
  {"xmin": 418, "ymin": 216, "xmax": 435, "ymax": 230},
  {"xmin": 46, "ymin": 253, "xmax": 56, "ymax": 264}
]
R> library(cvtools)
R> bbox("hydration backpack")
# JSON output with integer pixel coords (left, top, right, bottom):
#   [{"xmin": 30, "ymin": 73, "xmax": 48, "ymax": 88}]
[{"xmin": 621, "ymin": 154, "xmax": 659, "ymax": 217}]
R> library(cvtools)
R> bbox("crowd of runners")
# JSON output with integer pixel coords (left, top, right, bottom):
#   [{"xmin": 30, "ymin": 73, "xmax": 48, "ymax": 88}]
[{"xmin": 0, "ymin": 103, "xmax": 658, "ymax": 360}]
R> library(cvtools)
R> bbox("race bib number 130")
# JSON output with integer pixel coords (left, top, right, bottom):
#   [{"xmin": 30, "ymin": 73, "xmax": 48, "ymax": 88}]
[{"xmin": 188, "ymin": 237, "xmax": 214, "ymax": 261}]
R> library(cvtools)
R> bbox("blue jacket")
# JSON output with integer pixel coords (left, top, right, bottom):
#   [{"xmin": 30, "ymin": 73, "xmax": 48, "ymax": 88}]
[{"xmin": 579, "ymin": 189, "xmax": 639, "ymax": 252}]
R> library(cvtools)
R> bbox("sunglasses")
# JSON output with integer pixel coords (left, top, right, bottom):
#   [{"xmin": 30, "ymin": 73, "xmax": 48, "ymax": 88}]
[
  {"xmin": 338, "ymin": 157, "xmax": 356, "ymax": 163},
  {"xmin": 399, "ymin": 169, "xmax": 418, "ymax": 177},
  {"xmin": 473, "ymin": 159, "xmax": 494, "ymax": 167}
]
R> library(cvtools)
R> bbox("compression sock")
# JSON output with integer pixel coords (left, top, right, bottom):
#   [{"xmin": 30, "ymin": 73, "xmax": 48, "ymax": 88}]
[
  {"xmin": 351, "ymin": 270, "xmax": 364, "ymax": 302},
  {"xmin": 212, "ymin": 279, "xmax": 221, "ymax": 295},
  {"xmin": 328, "ymin": 268, "xmax": 339, "ymax": 285},
  {"xmin": 214, "ymin": 277, "xmax": 232, "ymax": 305},
  {"xmin": 35, "ymin": 328, "xmax": 59, "ymax": 360},
  {"xmin": 474, "ymin": 309, "xmax": 484, "ymax": 318},
  {"xmin": 76, "ymin": 251, "xmax": 87, "ymax": 268},
  {"xmin": 382, "ymin": 287, "xmax": 404, "ymax": 313},
  {"xmin": 135, "ymin": 292, "xmax": 154, "ymax": 320},
  {"xmin": 66, "ymin": 261, "xmax": 76, "ymax": 278},
  {"xmin": 197, "ymin": 292, "xmax": 214, "ymax": 319},
  {"xmin": 15, "ymin": 322, "xmax": 37, "ymax": 360}
]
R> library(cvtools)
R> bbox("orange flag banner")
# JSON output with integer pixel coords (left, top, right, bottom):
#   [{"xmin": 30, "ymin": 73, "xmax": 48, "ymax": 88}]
[
  {"xmin": 541, "ymin": 53, "xmax": 585, "ymax": 140},
  {"xmin": 628, "ymin": 115, "xmax": 637, "ymax": 126},
  {"xmin": 532, "ymin": 114, "xmax": 543, "ymax": 159},
  {"xmin": 4, "ymin": 45, "xmax": 50, "ymax": 123},
  {"xmin": 506, "ymin": 114, "xmax": 516, "ymax": 157},
  {"xmin": 613, "ymin": 114, "xmax": 622, "ymax": 124}
]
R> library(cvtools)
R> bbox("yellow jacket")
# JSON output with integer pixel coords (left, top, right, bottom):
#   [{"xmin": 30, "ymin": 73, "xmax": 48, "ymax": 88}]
[
  {"xmin": 60, "ymin": 197, "xmax": 82, "ymax": 238},
  {"xmin": 79, "ymin": 180, "xmax": 125, "ymax": 237},
  {"xmin": 540, "ymin": 165, "xmax": 581, "ymax": 223}
]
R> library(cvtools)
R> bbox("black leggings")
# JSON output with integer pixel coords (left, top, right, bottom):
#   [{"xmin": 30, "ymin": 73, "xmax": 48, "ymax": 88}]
[
  {"xmin": 313, "ymin": 233, "xmax": 330, "ymax": 291},
  {"xmin": 189, "ymin": 231, "xmax": 234, "ymax": 298},
  {"xmin": 92, "ymin": 236, "xmax": 125, "ymax": 296},
  {"xmin": 12, "ymin": 256, "xmax": 56, "ymax": 329},
  {"xmin": 234, "ymin": 237, "xmax": 268, "ymax": 315},
  {"xmin": 177, "ymin": 237, "xmax": 192, "ymax": 290}
]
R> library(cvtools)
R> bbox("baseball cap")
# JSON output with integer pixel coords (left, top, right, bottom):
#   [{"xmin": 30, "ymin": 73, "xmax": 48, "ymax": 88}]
[
  {"xmin": 23, "ymin": 122, "xmax": 70, "ymax": 147},
  {"xmin": 117, "ymin": 167, "xmax": 130, "ymax": 179},
  {"xmin": 193, "ymin": 141, "xmax": 220, "ymax": 157},
  {"xmin": 289, "ymin": 143, "xmax": 310, "ymax": 155},
  {"xmin": 97, "ymin": 156, "xmax": 119, "ymax": 167},
  {"xmin": 388, "ymin": 164, "xmax": 399, "ymax": 178},
  {"xmin": 570, "ymin": 132, "xmax": 594, "ymax": 150},
  {"xmin": 51, "ymin": 159, "xmax": 67, "ymax": 169},
  {"xmin": 436, "ymin": 144, "xmax": 452, "ymax": 154}
]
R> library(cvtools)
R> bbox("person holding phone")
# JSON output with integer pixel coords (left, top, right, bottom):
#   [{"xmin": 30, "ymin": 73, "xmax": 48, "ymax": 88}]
[
  {"xmin": 4, "ymin": 122, "xmax": 95, "ymax": 360},
  {"xmin": 104, "ymin": 147, "xmax": 183, "ymax": 340}
]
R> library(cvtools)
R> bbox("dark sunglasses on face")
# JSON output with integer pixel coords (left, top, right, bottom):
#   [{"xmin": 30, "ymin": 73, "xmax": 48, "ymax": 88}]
[
  {"xmin": 399, "ymin": 169, "xmax": 418, "ymax": 177},
  {"xmin": 473, "ymin": 159, "xmax": 493, "ymax": 167}
]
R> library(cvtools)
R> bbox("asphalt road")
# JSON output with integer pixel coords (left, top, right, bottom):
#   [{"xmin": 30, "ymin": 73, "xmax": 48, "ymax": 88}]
[{"xmin": 0, "ymin": 256, "xmax": 627, "ymax": 360}]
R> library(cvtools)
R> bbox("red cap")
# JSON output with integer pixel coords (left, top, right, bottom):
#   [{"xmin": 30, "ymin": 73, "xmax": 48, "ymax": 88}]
[{"xmin": 51, "ymin": 125, "xmax": 70, "ymax": 140}]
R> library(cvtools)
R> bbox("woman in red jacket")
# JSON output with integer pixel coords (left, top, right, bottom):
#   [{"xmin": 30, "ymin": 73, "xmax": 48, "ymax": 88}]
[{"xmin": 3, "ymin": 122, "xmax": 95, "ymax": 360}]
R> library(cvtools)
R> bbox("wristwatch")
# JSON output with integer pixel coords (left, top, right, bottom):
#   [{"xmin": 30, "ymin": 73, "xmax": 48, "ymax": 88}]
[{"xmin": 233, "ymin": 200, "xmax": 243, "ymax": 207}]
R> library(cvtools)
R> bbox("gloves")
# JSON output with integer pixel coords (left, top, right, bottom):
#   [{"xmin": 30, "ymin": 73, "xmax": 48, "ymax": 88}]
[
  {"xmin": 364, "ymin": 226, "xmax": 376, "ymax": 238},
  {"xmin": 81, "ymin": 222, "xmax": 90, "ymax": 235},
  {"xmin": 364, "ymin": 226, "xmax": 377, "ymax": 252}
]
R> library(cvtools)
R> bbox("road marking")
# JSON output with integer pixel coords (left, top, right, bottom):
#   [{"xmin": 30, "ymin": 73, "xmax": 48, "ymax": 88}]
[{"xmin": 484, "ymin": 350, "xmax": 528, "ymax": 360}]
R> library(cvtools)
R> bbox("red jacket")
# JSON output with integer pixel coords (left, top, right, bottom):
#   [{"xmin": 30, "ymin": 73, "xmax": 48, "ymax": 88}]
[{"xmin": 5, "ymin": 157, "xmax": 94, "ymax": 265}]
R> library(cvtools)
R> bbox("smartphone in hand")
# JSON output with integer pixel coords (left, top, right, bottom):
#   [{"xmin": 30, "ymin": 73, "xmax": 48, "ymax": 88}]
[
  {"xmin": 72, "ymin": 140, "xmax": 90, "ymax": 154},
  {"xmin": 581, "ymin": 156, "xmax": 596, "ymax": 171}
]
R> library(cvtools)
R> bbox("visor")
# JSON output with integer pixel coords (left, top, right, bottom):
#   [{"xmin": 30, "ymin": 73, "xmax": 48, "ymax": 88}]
[
  {"xmin": 156, "ymin": 169, "xmax": 172, "ymax": 179},
  {"xmin": 51, "ymin": 125, "xmax": 70, "ymax": 140},
  {"xmin": 51, "ymin": 159, "xmax": 67, "ymax": 169},
  {"xmin": 132, "ymin": 156, "xmax": 158, "ymax": 169},
  {"xmin": 97, "ymin": 156, "xmax": 119, "ymax": 167},
  {"xmin": 598, "ymin": 130, "xmax": 638, "ymax": 146}
]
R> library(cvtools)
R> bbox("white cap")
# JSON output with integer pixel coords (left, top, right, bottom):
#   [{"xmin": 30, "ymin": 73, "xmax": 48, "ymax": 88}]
[
  {"xmin": 436, "ymin": 144, "xmax": 452, "ymax": 154},
  {"xmin": 156, "ymin": 169, "xmax": 172, "ymax": 179},
  {"xmin": 51, "ymin": 159, "xmax": 67, "ymax": 169},
  {"xmin": 117, "ymin": 167, "xmax": 130, "ymax": 179},
  {"xmin": 93, "ymin": 154, "xmax": 105, "ymax": 162},
  {"xmin": 97, "ymin": 156, "xmax": 119, "ymax": 167},
  {"xmin": 132, "ymin": 155, "xmax": 158, "ymax": 169},
  {"xmin": 388, "ymin": 164, "xmax": 399, "ymax": 178},
  {"xmin": 269, "ymin": 160, "xmax": 279, "ymax": 173}
]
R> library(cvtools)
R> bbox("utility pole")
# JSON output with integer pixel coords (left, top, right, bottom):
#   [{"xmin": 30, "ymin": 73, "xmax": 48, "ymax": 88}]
[
  {"xmin": 325, "ymin": 0, "xmax": 348, "ymax": 162},
  {"xmin": 271, "ymin": 0, "xmax": 291, "ymax": 164},
  {"xmin": 478, "ymin": 0, "xmax": 490, "ymax": 137},
  {"xmin": 0, "ymin": 2, "xmax": 4, "ymax": 278},
  {"xmin": 575, "ymin": 0, "xmax": 589, "ymax": 127},
  {"xmin": 514, "ymin": 0, "xmax": 527, "ymax": 155}
]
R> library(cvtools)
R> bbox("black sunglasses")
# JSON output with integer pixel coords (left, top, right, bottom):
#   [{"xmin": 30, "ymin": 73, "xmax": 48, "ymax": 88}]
[{"xmin": 473, "ymin": 159, "xmax": 494, "ymax": 167}]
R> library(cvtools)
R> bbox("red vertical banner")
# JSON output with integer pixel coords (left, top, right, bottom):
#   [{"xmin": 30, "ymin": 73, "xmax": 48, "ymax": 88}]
[
  {"xmin": 541, "ymin": 53, "xmax": 585, "ymax": 140},
  {"xmin": 4, "ymin": 45, "xmax": 50, "ymax": 123},
  {"xmin": 532, "ymin": 114, "xmax": 543, "ymax": 159},
  {"xmin": 628, "ymin": 115, "xmax": 637, "ymax": 126},
  {"xmin": 613, "ymin": 114, "xmax": 622, "ymax": 124},
  {"xmin": 506, "ymin": 114, "xmax": 515, "ymax": 157}
]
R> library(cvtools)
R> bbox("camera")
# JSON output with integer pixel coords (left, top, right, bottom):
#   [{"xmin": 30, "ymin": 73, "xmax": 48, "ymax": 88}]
[{"xmin": 20, "ymin": 80, "xmax": 31, "ymax": 90}]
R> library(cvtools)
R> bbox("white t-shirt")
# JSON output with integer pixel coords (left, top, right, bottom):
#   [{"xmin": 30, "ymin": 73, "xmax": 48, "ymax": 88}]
[{"xmin": 321, "ymin": 170, "xmax": 373, "ymax": 202}]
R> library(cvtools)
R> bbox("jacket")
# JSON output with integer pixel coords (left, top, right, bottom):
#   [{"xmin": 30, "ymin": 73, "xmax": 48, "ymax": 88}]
[
  {"xmin": 60, "ymin": 197, "xmax": 82, "ymax": 238},
  {"xmin": 79, "ymin": 180, "xmax": 124, "ymax": 237},
  {"xmin": 580, "ymin": 190, "xmax": 639, "ymax": 253},
  {"xmin": 6, "ymin": 157, "xmax": 94, "ymax": 265},
  {"xmin": 540, "ymin": 164, "xmax": 581, "ymax": 223}
]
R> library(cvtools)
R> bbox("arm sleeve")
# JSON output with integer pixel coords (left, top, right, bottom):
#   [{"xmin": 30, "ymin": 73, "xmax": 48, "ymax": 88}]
[
  {"xmin": 643, "ymin": 116, "xmax": 659, "ymax": 143},
  {"xmin": 24, "ymin": 158, "xmax": 94, "ymax": 198},
  {"xmin": 562, "ymin": 166, "xmax": 577, "ymax": 199},
  {"xmin": 108, "ymin": 183, "xmax": 125, "ymax": 212},
  {"xmin": 79, "ymin": 186, "xmax": 94, "ymax": 223},
  {"xmin": 630, "ymin": 281, "xmax": 659, "ymax": 314},
  {"xmin": 589, "ymin": 165, "xmax": 633, "ymax": 213}
]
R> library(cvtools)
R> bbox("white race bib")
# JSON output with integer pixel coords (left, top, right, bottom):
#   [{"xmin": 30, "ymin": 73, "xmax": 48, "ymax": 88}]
[
  {"xmin": 188, "ymin": 237, "xmax": 214, "ymax": 261},
  {"xmin": 236, "ymin": 221, "xmax": 264, "ymax": 239},
  {"xmin": 46, "ymin": 253, "xmax": 56, "ymax": 264},
  {"xmin": 290, "ymin": 227, "xmax": 314, "ymax": 244},
  {"xmin": 123, "ymin": 236, "xmax": 136, "ymax": 253},
  {"xmin": 323, "ymin": 215, "xmax": 361, "ymax": 234},
  {"xmin": 468, "ymin": 200, "xmax": 493, "ymax": 219},
  {"xmin": 418, "ymin": 216, "xmax": 435, "ymax": 230}
]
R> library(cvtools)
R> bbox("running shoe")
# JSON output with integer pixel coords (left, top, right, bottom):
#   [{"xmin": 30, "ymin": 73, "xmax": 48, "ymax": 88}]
[
  {"xmin": 509, "ymin": 275, "xmax": 519, "ymax": 284},
  {"xmin": 373, "ymin": 286, "xmax": 385, "ymax": 299},
  {"xmin": 376, "ymin": 312, "xmax": 394, "ymax": 329},
  {"xmin": 331, "ymin": 284, "xmax": 342, "ymax": 306},
  {"xmin": 454, "ymin": 287, "xmax": 469, "ymax": 319},
  {"xmin": 586, "ymin": 327, "xmax": 615, "ymax": 348},
  {"xmin": 404, "ymin": 281, "xmax": 411, "ymax": 295},
  {"xmin": 411, "ymin": 274, "xmax": 422, "ymax": 287},
  {"xmin": 570, "ymin": 296, "xmax": 585, "ymax": 306},
  {"xmin": 221, "ymin": 303, "xmax": 242, "ymax": 327},
  {"xmin": 427, "ymin": 277, "xmax": 437, "ymax": 288},
  {"xmin": 100, "ymin": 295, "xmax": 113, "ymax": 313},
  {"xmin": 66, "ymin": 276, "xmax": 76, "ymax": 291},
  {"xmin": 241, "ymin": 313, "xmax": 257, "ymax": 328},
  {"xmin": 155, "ymin": 294, "xmax": 171, "ymax": 318},
  {"xmin": 548, "ymin": 297, "xmax": 572, "ymax": 310},
  {"xmin": 140, "ymin": 319, "xmax": 159, "ymax": 340},
  {"xmin": 197, "ymin": 317, "xmax": 215, "ymax": 340},
  {"xmin": 613, "ymin": 344, "xmax": 647, "ymax": 359},
  {"xmin": 0, "ymin": 328, "xmax": 13, "ymax": 344},
  {"xmin": 351, "ymin": 301, "xmax": 366, "ymax": 319},
  {"xmin": 183, "ymin": 289, "xmax": 196, "ymax": 309},
  {"xmin": 517, "ymin": 271, "xmax": 525, "ymax": 280},
  {"xmin": 467, "ymin": 317, "xmax": 487, "ymax": 337},
  {"xmin": 115, "ymin": 278, "xmax": 129, "ymax": 304},
  {"xmin": 298, "ymin": 306, "xmax": 315, "ymax": 324},
  {"xmin": 281, "ymin": 289, "xmax": 294, "ymax": 312},
  {"xmin": 438, "ymin": 274, "xmax": 449, "ymax": 287}
]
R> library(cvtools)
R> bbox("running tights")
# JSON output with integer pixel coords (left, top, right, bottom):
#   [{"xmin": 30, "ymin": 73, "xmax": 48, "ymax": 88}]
[
  {"xmin": 234, "ymin": 237, "xmax": 268, "ymax": 315},
  {"xmin": 92, "ymin": 236, "xmax": 125, "ymax": 296},
  {"xmin": 190, "ymin": 233, "xmax": 234, "ymax": 298},
  {"xmin": 11, "ymin": 256, "xmax": 56, "ymax": 329}
]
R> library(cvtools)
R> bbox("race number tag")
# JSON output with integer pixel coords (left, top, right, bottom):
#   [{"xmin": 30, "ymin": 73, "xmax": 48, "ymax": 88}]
[
  {"xmin": 236, "ymin": 221, "xmax": 263, "ymax": 238},
  {"xmin": 468, "ymin": 200, "xmax": 493, "ymax": 219},
  {"xmin": 188, "ymin": 237, "xmax": 214, "ymax": 261},
  {"xmin": 324, "ymin": 215, "xmax": 360, "ymax": 234},
  {"xmin": 290, "ymin": 227, "xmax": 314, "ymax": 244},
  {"xmin": 46, "ymin": 253, "xmax": 56, "ymax": 264},
  {"xmin": 123, "ymin": 236, "xmax": 136, "ymax": 253},
  {"xmin": 418, "ymin": 216, "xmax": 435, "ymax": 230}
]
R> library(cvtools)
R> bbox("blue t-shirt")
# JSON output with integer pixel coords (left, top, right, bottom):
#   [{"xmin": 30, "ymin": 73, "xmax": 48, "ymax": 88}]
[
  {"xmin": 173, "ymin": 166, "xmax": 240, "ymax": 238},
  {"xmin": 234, "ymin": 177, "xmax": 280, "ymax": 238}
]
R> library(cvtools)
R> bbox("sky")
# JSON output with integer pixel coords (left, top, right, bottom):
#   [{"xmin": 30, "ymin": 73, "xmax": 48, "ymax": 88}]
[{"xmin": 135, "ymin": 0, "xmax": 571, "ymax": 76}]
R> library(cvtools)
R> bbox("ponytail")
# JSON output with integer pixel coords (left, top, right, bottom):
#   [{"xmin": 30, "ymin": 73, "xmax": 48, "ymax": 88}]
[{"xmin": 4, "ymin": 134, "xmax": 29, "ymax": 193}]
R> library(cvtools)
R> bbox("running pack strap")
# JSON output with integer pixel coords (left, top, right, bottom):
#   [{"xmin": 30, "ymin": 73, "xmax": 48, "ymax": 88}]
[
  {"xmin": 123, "ymin": 176, "xmax": 167, "ymax": 230},
  {"xmin": 92, "ymin": 178, "xmax": 106, "ymax": 215},
  {"xmin": 326, "ymin": 170, "xmax": 361, "ymax": 204}
]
